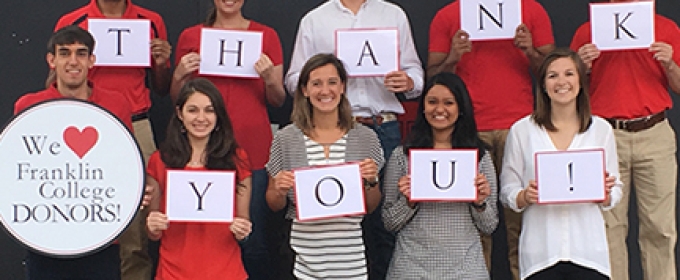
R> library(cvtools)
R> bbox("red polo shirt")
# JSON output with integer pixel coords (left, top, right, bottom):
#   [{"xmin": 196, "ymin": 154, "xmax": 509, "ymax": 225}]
[{"xmin": 54, "ymin": 0, "xmax": 168, "ymax": 115}]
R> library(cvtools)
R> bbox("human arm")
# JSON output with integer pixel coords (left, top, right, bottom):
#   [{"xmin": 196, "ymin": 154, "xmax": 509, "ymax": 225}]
[
  {"xmin": 650, "ymin": 42, "xmax": 680, "ymax": 93},
  {"xmin": 265, "ymin": 171, "xmax": 293, "ymax": 212},
  {"xmin": 499, "ymin": 125, "xmax": 531, "ymax": 212},
  {"xmin": 231, "ymin": 177, "xmax": 253, "ymax": 241},
  {"xmin": 514, "ymin": 24, "xmax": 555, "ymax": 75},
  {"xmin": 255, "ymin": 54, "xmax": 285, "ymax": 107},
  {"xmin": 427, "ymin": 30, "xmax": 471, "ymax": 79},
  {"xmin": 385, "ymin": 12, "xmax": 423, "ymax": 99},
  {"xmin": 150, "ymin": 38, "xmax": 172, "ymax": 95},
  {"xmin": 381, "ymin": 147, "xmax": 419, "ymax": 232},
  {"xmin": 360, "ymin": 158, "xmax": 381, "ymax": 213},
  {"xmin": 169, "ymin": 52, "xmax": 200, "ymax": 102},
  {"xmin": 470, "ymin": 153, "xmax": 499, "ymax": 235},
  {"xmin": 601, "ymin": 127, "xmax": 622, "ymax": 210},
  {"xmin": 284, "ymin": 18, "xmax": 315, "ymax": 95},
  {"xmin": 145, "ymin": 174, "xmax": 166, "ymax": 241}
]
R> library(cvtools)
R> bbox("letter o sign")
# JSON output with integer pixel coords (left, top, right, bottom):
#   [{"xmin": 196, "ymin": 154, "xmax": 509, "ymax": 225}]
[{"xmin": 315, "ymin": 176, "xmax": 345, "ymax": 207}]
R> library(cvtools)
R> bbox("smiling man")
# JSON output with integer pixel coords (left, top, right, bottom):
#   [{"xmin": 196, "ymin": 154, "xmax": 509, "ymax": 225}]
[
  {"xmin": 571, "ymin": 0, "xmax": 680, "ymax": 279},
  {"xmin": 14, "ymin": 25, "xmax": 133, "ymax": 280},
  {"xmin": 52, "ymin": 0, "xmax": 171, "ymax": 278}
]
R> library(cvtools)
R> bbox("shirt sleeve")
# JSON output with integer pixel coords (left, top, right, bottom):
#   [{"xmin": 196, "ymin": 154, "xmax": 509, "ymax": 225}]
[
  {"xmin": 285, "ymin": 16, "xmax": 314, "ymax": 95},
  {"xmin": 265, "ymin": 130, "xmax": 285, "ymax": 177},
  {"xmin": 235, "ymin": 148, "xmax": 252, "ymax": 182},
  {"xmin": 381, "ymin": 147, "xmax": 418, "ymax": 232},
  {"xmin": 500, "ymin": 124, "xmax": 527, "ymax": 213},
  {"xmin": 470, "ymin": 152, "xmax": 499, "ymax": 235},
  {"xmin": 526, "ymin": 0, "xmax": 555, "ymax": 48},
  {"xmin": 174, "ymin": 27, "xmax": 196, "ymax": 67},
  {"xmin": 263, "ymin": 27, "xmax": 284, "ymax": 66},
  {"xmin": 428, "ymin": 8, "xmax": 455, "ymax": 54},
  {"xmin": 396, "ymin": 10, "xmax": 424, "ymax": 99},
  {"xmin": 570, "ymin": 24, "xmax": 590, "ymax": 52},
  {"xmin": 601, "ymin": 125, "xmax": 622, "ymax": 211}
]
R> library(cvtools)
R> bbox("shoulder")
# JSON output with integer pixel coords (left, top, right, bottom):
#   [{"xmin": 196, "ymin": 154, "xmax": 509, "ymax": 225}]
[
  {"xmin": 55, "ymin": 5, "xmax": 90, "ymax": 29},
  {"xmin": 301, "ymin": 1, "xmax": 334, "ymax": 22},
  {"xmin": 510, "ymin": 115, "xmax": 534, "ymax": 131},
  {"xmin": 179, "ymin": 24, "xmax": 202, "ymax": 38},
  {"xmin": 14, "ymin": 91, "xmax": 48, "ymax": 114},
  {"xmin": 349, "ymin": 124, "xmax": 378, "ymax": 140},
  {"xmin": 130, "ymin": 4, "xmax": 165, "ymax": 22},
  {"xmin": 589, "ymin": 116, "xmax": 613, "ymax": 134},
  {"xmin": 249, "ymin": 21, "xmax": 276, "ymax": 34},
  {"xmin": 433, "ymin": 1, "xmax": 459, "ymax": 19},
  {"xmin": 523, "ymin": 0, "xmax": 548, "ymax": 12}
]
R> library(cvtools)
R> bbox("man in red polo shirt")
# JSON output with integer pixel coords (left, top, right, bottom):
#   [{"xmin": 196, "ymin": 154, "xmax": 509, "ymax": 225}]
[
  {"xmin": 15, "ymin": 25, "xmax": 133, "ymax": 280},
  {"xmin": 53, "ymin": 0, "xmax": 171, "ymax": 279},
  {"xmin": 571, "ymin": 0, "xmax": 680, "ymax": 279},
  {"xmin": 427, "ymin": 1, "xmax": 554, "ymax": 278}
]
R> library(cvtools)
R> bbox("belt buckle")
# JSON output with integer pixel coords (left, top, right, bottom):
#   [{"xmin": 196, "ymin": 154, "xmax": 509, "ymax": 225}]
[{"xmin": 616, "ymin": 119, "xmax": 627, "ymax": 130}]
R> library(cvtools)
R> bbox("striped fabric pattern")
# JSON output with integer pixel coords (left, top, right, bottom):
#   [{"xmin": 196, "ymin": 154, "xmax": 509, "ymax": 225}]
[{"xmin": 290, "ymin": 135, "xmax": 367, "ymax": 279}]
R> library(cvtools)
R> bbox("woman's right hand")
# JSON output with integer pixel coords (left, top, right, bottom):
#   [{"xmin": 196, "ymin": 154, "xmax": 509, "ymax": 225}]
[
  {"xmin": 397, "ymin": 175, "xmax": 411, "ymax": 199},
  {"xmin": 147, "ymin": 211, "xmax": 169, "ymax": 238},
  {"xmin": 273, "ymin": 171, "xmax": 295, "ymax": 197},
  {"xmin": 174, "ymin": 52, "xmax": 201, "ymax": 81},
  {"xmin": 521, "ymin": 180, "xmax": 539, "ymax": 206}
]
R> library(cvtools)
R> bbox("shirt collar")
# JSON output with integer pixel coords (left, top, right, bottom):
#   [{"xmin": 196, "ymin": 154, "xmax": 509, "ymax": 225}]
[
  {"xmin": 87, "ymin": 0, "xmax": 135, "ymax": 18},
  {"xmin": 331, "ymin": 0, "xmax": 374, "ymax": 13}
]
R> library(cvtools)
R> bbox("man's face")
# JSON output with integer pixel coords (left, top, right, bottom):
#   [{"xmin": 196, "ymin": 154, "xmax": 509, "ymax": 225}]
[{"xmin": 47, "ymin": 43, "xmax": 95, "ymax": 90}]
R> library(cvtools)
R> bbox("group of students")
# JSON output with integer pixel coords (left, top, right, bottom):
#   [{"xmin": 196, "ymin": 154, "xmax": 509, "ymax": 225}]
[{"xmin": 11, "ymin": 0, "xmax": 680, "ymax": 279}]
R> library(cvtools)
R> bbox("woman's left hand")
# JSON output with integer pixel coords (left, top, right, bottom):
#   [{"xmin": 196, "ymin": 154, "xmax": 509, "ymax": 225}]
[
  {"xmin": 254, "ymin": 54, "xmax": 275, "ymax": 81},
  {"xmin": 230, "ymin": 217, "xmax": 252, "ymax": 242},
  {"xmin": 359, "ymin": 158, "xmax": 378, "ymax": 182},
  {"xmin": 474, "ymin": 173, "xmax": 490, "ymax": 206},
  {"xmin": 603, "ymin": 173, "xmax": 616, "ymax": 207}
]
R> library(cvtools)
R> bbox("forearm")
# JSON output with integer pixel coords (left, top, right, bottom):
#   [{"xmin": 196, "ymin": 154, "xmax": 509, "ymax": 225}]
[
  {"xmin": 364, "ymin": 186, "xmax": 382, "ymax": 214},
  {"xmin": 169, "ymin": 74, "xmax": 189, "ymax": 103},
  {"xmin": 151, "ymin": 64, "xmax": 172, "ymax": 96},
  {"xmin": 236, "ymin": 178, "xmax": 252, "ymax": 219},
  {"xmin": 264, "ymin": 79, "xmax": 286, "ymax": 107},
  {"xmin": 265, "ymin": 187, "xmax": 287, "ymax": 212},
  {"xmin": 665, "ymin": 61, "xmax": 680, "ymax": 93}
]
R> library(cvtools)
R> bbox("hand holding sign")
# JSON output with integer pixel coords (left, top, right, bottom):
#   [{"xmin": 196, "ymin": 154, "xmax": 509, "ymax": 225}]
[
  {"xmin": 146, "ymin": 211, "xmax": 168, "ymax": 240},
  {"xmin": 603, "ymin": 173, "xmax": 616, "ymax": 207},
  {"xmin": 384, "ymin": 71, "xmax": 414, "ymax": 93},
  {"xmin": 577, "ymin": 43, "xmax": 601, "ymax": 69},
  {"xmin": 514, "ymin": 24, "xmax": 535, "ymax": 55},
  {"xmin": 535, "ymin": 149, "xmax": 606, "ymax": 204},
  {"xmin": 474, "ymin": 173, "xmax": 491, "ymax": 206},
  {"xmin": 230, "ymin": 217, "xmax": 252, "ymax": 241},
  {"xmin": 175, "ymin": 52, "xmax": 201, "ymax": 81},
  {"xmin": 450, "ymin": 30, "xmax": 472, "ymax": 64},
  {"xmin": 151, "ymin": 38, "xmax": 172, "ymax": 67},
  {"xmin": 650, "ymin": 42, "xmax": 675, "ymax": 69}
]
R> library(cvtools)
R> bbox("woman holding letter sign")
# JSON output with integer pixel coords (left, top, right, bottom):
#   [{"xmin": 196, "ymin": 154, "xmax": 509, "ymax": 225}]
[
  {"xmin": 265, "ymin": 53, "xmax": 384, "ymax": 279},
  {"xmin": 500, "ymin": 49, "xmax": 622, "ymax": 280},
  {"xmin": 146, "ymin": 78, "xmax": 252, "ymax": 279},
  {"xmin": 381, "ymin": 72, "xmax": 498, "ymax": 279},
  {"xmin": 171, "ymin": 2, "xmax": 286, "ymax": 277}
]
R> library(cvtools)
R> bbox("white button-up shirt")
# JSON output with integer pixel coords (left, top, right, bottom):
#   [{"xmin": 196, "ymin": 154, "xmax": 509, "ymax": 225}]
[
  {"xmin": 500, "ymin": 116, "xmax": 623, "ymax": 279},
  {"xmin": 285, "ymin": 0, "xmax": 424, "ymax": 117}
]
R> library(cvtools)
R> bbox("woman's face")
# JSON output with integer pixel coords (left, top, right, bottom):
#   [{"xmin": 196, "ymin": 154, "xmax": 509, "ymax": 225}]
[
  {"xmin": 303, "ymin": 64, "xmax": 345, "ymax": 114},
  {"xmin": 544, "ymin": 57, "xmax": 580, "ymax": 107},
  {"xmin": 214, "ymin": 0, "xmax": 244, "ymax": 15},
  {"xmin": 423, "ymin": 84, "xmax": 459, "ymax": 132},
  {"xmin": 178, "ymin": 92, "xmax": 217, "ymax": 141}
]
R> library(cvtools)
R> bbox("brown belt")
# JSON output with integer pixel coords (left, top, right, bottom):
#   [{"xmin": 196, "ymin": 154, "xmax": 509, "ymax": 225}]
[
  {"xmin": 355, "ymin": 113, "xmax": 397, "ymax": 126},
  {"xmin": 606, "ymin": 111, "xmax": 665, "ymax": 132}
]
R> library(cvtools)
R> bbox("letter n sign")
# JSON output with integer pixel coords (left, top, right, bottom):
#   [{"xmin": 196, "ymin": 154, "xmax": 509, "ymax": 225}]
[{"xmin": 460, "ymin": 0, "xmax": 522, "ymax": 40}]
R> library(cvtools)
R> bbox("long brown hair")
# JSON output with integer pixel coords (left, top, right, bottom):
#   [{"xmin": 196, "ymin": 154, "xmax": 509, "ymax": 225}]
[
  {"xmin": 290, "ymin": 53, "xmax": 354, "ymax": 135},
  {"xmin": 532, "ymin": 48, "xmax": 592, "ymax": 133}
]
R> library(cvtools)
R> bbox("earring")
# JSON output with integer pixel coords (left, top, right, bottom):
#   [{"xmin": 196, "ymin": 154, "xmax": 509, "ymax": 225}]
[
  {"xmin": 180, "ymin": 124, "xmax": 186, "ymax": 133},
  {"xmin": 215, "ymin": 126, "xmax": 220, "ymax": 132}
]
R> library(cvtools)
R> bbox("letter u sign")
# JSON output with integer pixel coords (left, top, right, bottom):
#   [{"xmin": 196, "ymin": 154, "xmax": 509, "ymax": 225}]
[{"xmin": 432, "ymin": 160, "xmax": 456, "ymax": 190}]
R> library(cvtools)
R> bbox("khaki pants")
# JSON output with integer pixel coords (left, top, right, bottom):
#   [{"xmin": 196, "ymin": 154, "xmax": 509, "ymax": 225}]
[
  {"xmin": 606, "ymin": 120, "xmax": 677, "ymax": 280},
  {"xmin": 119, "ymin": 118, "xmax": 156, "ymax": 280},
  {"xmin": 479, "ymin": 129, "xmax": 520, "ymax": 280}
]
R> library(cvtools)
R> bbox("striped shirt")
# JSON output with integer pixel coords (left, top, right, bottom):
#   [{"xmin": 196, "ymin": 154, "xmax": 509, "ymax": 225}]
[
  {"xmin": 266, "ymin": 124, "xmax": 384, "ymax": 280},
  {"xmin": 291, "ymin": 135, "xmax": 367, "ymax": 279}
]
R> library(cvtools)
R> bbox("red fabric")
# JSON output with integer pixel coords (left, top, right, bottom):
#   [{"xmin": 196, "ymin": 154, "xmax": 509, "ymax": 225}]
[
  {"xmin": 14, "ymin": 83, "xmax": 133, "ymax": 130},
  {"xmin": 175, "ymin": 22, "xmax": 283, "ymax": 169},
  {"xmin": 54, "ymin": 0, "xmax": 168, "ymax": 115},
  {"xmin": 147, "ymin": 149, "xmax": 251, "ymax": 280},
  {"xmin": 570, "ymin": 15, "xmax": 680, "ymax": 119},
  {"xmin": 429, "ymin": 0, "xmax": 554, "ymax": 131}
]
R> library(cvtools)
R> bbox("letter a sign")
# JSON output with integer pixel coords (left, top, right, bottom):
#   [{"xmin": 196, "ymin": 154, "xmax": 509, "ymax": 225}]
[
  {"xmin": 460, "ymin": 0, "xmax": 522, "ymax": 40},
  {"xmin": 336, "ymin": 29, "xmax": 399, "ymax": 77},
  {"xmin": 590, "ymin": 2, "xmax": 654, "ymax": 51}
]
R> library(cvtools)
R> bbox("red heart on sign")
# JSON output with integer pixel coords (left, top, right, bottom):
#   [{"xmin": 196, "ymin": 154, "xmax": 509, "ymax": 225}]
[{"xmin": 63, "ymin": 126, "xmax": 99, "ymax": 159}]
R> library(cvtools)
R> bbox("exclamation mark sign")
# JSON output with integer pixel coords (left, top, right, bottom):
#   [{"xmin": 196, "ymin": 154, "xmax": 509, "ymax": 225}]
[{"xmin": 568, "ymin": 162, "xmax": 574, "ymax": 192}]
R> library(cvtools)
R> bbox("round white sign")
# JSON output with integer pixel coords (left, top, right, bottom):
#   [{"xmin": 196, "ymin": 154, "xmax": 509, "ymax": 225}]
[{"xmin": 0, "ymin": 99, "xmax": 145, "ymax": 258}]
